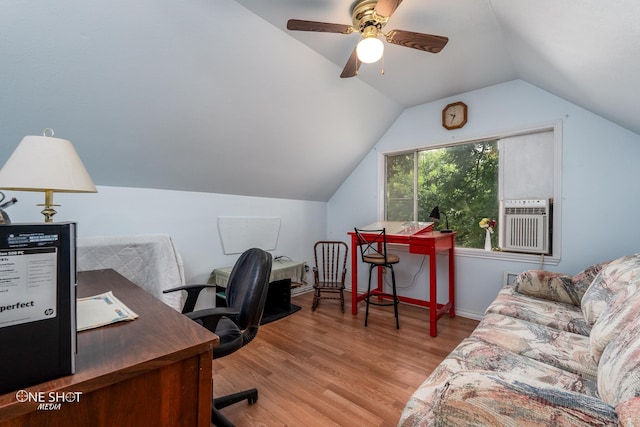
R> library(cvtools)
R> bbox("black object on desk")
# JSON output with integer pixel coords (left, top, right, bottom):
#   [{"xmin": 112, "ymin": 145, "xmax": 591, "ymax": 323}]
[{"xmin": 0, "ymin": 222, "xmax": 77, "ymax": 394}]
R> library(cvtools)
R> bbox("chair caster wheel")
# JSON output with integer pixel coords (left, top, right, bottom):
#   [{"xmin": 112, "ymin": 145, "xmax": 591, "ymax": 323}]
[{"xmin": 248, "ymin": 390, "xmax": 258, "ymax": 405}]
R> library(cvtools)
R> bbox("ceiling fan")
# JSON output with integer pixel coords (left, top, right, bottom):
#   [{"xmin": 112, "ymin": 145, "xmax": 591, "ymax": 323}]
[{"xmin": 286, "ymin": 0, "xmax": 448, "ymax": 78}]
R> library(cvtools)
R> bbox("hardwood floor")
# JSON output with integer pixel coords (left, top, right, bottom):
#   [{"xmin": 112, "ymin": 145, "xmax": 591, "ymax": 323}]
[{"xmin": 213, "ymin": 291, "xmax": 479, "ymax": 426}]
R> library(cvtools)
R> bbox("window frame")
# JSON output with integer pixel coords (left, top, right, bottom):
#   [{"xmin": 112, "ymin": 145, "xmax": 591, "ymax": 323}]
[{"xmin": 378, "ymin": 121, "xmax": 563, "ymax": 265}]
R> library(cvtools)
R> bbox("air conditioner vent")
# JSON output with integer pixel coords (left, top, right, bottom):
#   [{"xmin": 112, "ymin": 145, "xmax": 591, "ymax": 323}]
[
  {"xmin": 501, "ymin": 199, "xmax": 550, "ymax": 254},
  {"xmin": 504, "ymin": 206, "xmax": 547, "ymax": 215}
]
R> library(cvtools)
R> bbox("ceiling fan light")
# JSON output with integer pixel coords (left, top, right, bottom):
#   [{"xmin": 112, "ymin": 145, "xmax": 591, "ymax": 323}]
[{"xmin": 356, "ymin": 36, "xmax": 384, "ymax": 64}]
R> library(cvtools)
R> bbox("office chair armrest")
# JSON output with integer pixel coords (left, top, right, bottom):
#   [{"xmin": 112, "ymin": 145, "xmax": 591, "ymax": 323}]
[
  {"xmin": 163, "ymin": 284, "xmax": 218, "ymax": 293},
  {"xmin": 163, "ymin": 284, "xmax": 218, "ymax": 314},
  {"xmin": 186, "ymin": 307, "xmax": 240, "ymax": 332}
]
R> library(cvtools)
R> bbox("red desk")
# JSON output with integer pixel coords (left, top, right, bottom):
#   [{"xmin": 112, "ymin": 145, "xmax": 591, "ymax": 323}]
[{"xmin": 348, "ymin": 221, "xmax": 456, "ymax": 337}]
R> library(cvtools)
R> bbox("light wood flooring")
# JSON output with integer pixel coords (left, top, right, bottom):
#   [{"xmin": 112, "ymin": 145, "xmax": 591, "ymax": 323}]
[{"xmin": 213, "ymin": 291, "xmax": 479, "ymax": 426}]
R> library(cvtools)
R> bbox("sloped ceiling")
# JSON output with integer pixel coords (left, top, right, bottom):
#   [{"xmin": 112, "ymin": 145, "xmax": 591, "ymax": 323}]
[{"xmin": 1, "ymin": 0, "xmax": 638, "ymax": 202}]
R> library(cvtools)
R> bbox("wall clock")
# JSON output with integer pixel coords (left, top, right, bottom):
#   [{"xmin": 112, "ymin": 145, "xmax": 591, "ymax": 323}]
[{"xmin": 442, "ymin": 101, "xmax": 467, "ymax": 130}]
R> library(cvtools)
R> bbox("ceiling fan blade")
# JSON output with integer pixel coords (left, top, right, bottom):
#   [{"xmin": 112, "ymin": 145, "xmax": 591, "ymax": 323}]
[
  {"xmin": 374, "ymin": 0, "xmax": 403, "ymax": 18},
  {"xmin": 340, "ymin": 47, "xmax": 360, "ymax": 78},
  {"xmin": 287, "ymin": 19, "xmax": 354, "ymax": 34},
  {"xmin": 386, "ymin": 30, "xmax": 449, "ymax": 53}
]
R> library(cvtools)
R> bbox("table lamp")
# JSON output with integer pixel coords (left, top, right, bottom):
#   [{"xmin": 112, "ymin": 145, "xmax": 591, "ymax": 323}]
[
  {"xmin": 0, "ymin": 129, "xmax": 97, "ymax": 222},
  {"xmin": 429, "ymin": 206, "xmax": 452, "ymax": 233}
]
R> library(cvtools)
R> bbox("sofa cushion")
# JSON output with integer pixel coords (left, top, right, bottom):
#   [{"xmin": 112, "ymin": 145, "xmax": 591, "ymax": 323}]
[
  {"xmin": 590, "ymin": 285, "xmax": 640, "ymax": 361},
  {"xmin": 572, "ymin": 260, "xmax": 610, "ymax": 294},
  {"xmin": 598, "ymin": 318, "xmax": 640, "ymax": 407},
  {"xmin": 514, "ymin": 270, "xmax": 580, "ymax": 305},
  {"xmin": 427, "ymin": 372, "xmax": 618, "ymax": 427},
  {"xmin": 581, "ymin": 253, "xmax": 640, "ymax": 325},
  {"xmin": 473, "ymin": 313, "xmax": 598, "ymax": 380},
  {"xmin": 398, "ymin": 337, "xmax": 600, "ymax": 426},
  {"xmin": 486, "ymin": 286, "xmax": 591, "ymax": 335},
  {"xmin": 409, "ymin": 336, "xmax": 598, "ymax": 399},
  {"xmin": 616, "ymin": 397, "xmax": 640, "ymax": 427}
]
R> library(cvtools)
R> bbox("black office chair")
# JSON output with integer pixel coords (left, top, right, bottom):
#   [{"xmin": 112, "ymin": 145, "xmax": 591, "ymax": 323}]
[
  {"xmin": 354, "ymin": 228, "xmax": 400, "ymax": 329},
  {"xmin": 164, "ymin": 248, "xmax": 273, "ymax": 427}
]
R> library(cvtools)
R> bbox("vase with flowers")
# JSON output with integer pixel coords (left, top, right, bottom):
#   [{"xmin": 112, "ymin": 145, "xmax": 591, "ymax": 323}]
[{"xmin": 479, "ymin": 218, "xmax": 496, "ymax": 251}]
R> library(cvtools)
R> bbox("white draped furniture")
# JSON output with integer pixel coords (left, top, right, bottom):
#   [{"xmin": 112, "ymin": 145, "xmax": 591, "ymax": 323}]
[{"xmin": 77, "ymin": 234, "xmax": 185, "ymax": 311}]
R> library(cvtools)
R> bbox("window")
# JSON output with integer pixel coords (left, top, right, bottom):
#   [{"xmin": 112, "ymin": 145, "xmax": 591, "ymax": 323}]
[{"xmin": 384, "ymin": 129, "xmax": 557, "ymax": 254}]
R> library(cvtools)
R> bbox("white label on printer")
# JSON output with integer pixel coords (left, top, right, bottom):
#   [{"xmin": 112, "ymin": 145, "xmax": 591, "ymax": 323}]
[{"xmin": 0, "ymin": 247, "xmax": 57, "ymax": 328}]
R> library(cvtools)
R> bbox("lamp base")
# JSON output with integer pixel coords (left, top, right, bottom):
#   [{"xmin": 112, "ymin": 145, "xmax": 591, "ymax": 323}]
[
  {"xmin": 37, "ymin": 190, "xmax": 59, "ymax": 223},
  {"xmin": 39, "ymin": 206, "xmax": 58, "ymax": 223}
]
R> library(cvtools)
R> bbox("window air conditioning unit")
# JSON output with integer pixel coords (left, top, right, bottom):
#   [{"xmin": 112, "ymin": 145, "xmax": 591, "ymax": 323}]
[{"xmin": 501, "ymin": 199, "xmax": 551, "ymax": 254}]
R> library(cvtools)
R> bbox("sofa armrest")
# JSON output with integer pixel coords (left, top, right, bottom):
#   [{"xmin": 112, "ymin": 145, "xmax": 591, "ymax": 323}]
[
  {"xmin": 514, "ymin": 270, "xmax": 582, "ymax": 306},
  {"xmin": 427, "ymin": 371, "xmax": 618, "ymax": 426}
]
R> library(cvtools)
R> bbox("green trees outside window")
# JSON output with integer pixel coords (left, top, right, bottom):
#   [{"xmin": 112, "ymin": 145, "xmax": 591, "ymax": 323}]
[{"xmin": 386, "ymin": 140, "xmax": 499, "ymax": 249}]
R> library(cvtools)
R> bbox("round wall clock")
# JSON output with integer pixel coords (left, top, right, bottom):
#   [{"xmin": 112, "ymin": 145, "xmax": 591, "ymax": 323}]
[{"xmin": 442, "ymin": 101, "xmax": 468, "ymax": 130}]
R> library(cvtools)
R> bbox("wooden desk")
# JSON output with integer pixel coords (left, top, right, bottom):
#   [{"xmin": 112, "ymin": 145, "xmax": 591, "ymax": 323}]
[
  {"xmin": 349, "ymin": 221, "xmax": 456, "ymax": 337},
  {"xmin": 0, "ymin": 269, "xmax": 218, "ymax": 427}
]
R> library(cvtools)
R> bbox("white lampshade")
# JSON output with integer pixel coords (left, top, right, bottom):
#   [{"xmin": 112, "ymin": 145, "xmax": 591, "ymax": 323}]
[
  {"xmin": 0, "ymin": 131, "xmax": 96, "ymax": 222},
  {"xmin": 356, "ymin": 36, "xmax": 384, "ymax": 64}
]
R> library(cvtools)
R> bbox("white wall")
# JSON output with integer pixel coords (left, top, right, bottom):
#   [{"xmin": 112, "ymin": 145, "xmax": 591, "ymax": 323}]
[
  {"xmin": 5, "ymin": 187, "xmax": 326, "ymax": 286},
  {"xmin": 328, "ymin": 80, "xmax": 640, "ymax": 319},
  {"xmin": 4, "ymin": 79, "xmax": 639, "ymax": 319}
]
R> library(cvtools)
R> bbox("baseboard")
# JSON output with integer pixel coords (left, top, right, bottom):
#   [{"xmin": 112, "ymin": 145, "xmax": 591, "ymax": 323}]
[
  {"xmin": 291, "ymin": 284, "xmax": 313, "ymax": 296},
  {"xmin": 453, "ymin": 309, "xmax": 484, "ymax": 321},
  {"xmin": 340, "ymin": 286, "xmax": 484, "ymax": 321}
]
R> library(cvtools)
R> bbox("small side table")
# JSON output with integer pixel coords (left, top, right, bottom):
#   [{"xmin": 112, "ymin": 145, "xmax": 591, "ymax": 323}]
[{"xmin": 208, "ymin": 260, "xmax": 306, "ymax": 320}]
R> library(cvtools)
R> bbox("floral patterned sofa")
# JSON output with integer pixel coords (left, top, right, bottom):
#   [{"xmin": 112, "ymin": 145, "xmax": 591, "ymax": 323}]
[{"xmin": 399, "ymin": 254, "xmax": 640, "ymax": 426}]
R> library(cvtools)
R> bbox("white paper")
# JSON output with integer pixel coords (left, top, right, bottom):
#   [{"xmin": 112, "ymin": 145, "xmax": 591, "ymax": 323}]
[{"xmin": 76, "ymin": 291, "xmax": 138, "ymax": 331}]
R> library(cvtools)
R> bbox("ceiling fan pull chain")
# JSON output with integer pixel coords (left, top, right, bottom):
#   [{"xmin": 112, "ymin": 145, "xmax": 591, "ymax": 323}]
[{"xmin": 381, "ymin": 52, "xmax": 385, "ymax": 75}]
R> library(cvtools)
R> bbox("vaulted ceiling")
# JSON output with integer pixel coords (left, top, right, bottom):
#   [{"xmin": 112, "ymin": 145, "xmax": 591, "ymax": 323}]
[{"xmin": 1, "ymin": 1, "xmax": 638, "ymax": 202}]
